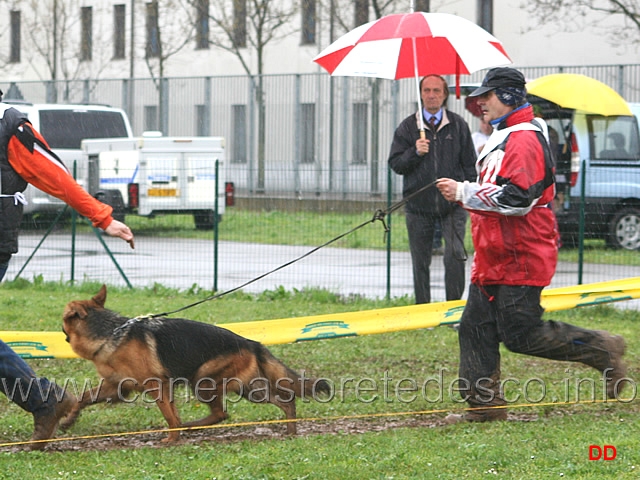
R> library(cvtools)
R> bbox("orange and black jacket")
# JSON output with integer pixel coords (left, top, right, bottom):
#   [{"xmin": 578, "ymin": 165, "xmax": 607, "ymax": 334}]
[{"xmin": 0, "ymin": 105, "xmax": 113, "ymax": 257}]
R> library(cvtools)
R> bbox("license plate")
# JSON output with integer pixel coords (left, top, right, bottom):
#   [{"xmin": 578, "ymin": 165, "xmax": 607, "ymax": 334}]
[{"xmin": 148, "ymin": 188, "xmax": 178, "ymax": 197}]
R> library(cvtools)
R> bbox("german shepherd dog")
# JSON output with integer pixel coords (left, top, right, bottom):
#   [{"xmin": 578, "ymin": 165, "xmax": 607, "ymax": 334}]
[{"xmin": 60, "ymin": 285, "xmax": 331, "ymax": 442}]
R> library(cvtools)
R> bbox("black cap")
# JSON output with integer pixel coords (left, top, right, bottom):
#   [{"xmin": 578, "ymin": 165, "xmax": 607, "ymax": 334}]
[{"xmin": 469, "ymin": 67, "xmax": 526, "ymax": 97}]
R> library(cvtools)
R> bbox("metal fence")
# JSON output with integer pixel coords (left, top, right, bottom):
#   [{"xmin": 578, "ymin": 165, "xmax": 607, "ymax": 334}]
[
  {"xmin": 3, "ymin": 66, "xmax": 640, "ymax": 300},
  {"xmin": 4, "ymin": 64, "xmax": 640, "ymax": 199},
  {"xmin": 6, "ymin": 173, "xmax": 640, "ymax": 301}
]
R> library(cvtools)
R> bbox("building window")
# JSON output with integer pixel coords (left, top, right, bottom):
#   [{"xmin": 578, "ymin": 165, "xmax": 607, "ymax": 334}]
[
  {"xmin": 80, "ymin": 6, "xmax": 93, "ymax": 61},
  {"xmin": 10, "ymin": 11, "xmax": 21, "ymax": 63},
  {"xmin": 232, "ymin": 105, "xmax": 247, "ymax": 164},
  {"xmin": 196, "ymin": 105, "xmax": 208, "ymax": 136},
  {"xmin": 144, "ymin": 105, "xmax": 159, "ymax": 131},
  {"xmin": 352, "ymin": 103, "xmax": 368, "ymax": 164},
  {"xmin": 146, "ymin": 1, "xmax": 160, "ymax": 58},
  {"xmin": 301, "ymin": 103, "xmax": 315, "ymax": 164},
  {"xmin": 301, "ymin": 0, "xmax": 315, "ymax": 45},
  {"xmin": 414, "ymin": 0, "xmax": 430, "ymax": 12},
  {"xmin": 233, "ymin": 0, "xmax": 247, "ymax": 48},
  {"xmin": 354, "ymin": 0, "xmax": 368, "ymax": 28},
  {"xmin": 196, "ymin": 0, "xmax": 210, "ymax": 50},
  {"xmin": 113, "ymin": 4, "xmax": 126, "ymax": 59},
  {"xmin": 477, "ymin": 0, "xmax": 493, "ymax": 33}
]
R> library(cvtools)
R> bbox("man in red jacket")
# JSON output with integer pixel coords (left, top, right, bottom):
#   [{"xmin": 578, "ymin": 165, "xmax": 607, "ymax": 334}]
[
  {"xmin": 0, "ymin": 98, "xmax": 135, "ymax": 449},
  {"xmin": 437, "ymin": 68, "xmax": 627, "ymax": 422}
]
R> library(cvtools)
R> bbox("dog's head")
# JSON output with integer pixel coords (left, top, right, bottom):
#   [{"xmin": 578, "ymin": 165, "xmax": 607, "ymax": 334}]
[{"xmin": 62, "ymin": 284, "xmax": 108, "ymax": 344}]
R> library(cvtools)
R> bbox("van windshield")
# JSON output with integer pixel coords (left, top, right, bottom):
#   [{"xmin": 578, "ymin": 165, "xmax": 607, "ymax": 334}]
[
  {"xmin": 38, "ymin": 109, "xmax": 129, "ymax": 149},
  {"xmin": 589, "ymin": 115, "xmax": 640, "ymax": 160}
]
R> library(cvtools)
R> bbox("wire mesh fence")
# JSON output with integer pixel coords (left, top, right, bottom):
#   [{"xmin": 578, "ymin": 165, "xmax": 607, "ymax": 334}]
[
  {"xmin": 3, "ymin": 66, "xmax": 640, "ymax": 300},
  {"xmin": 7, "ymin": 171, "xmax": 640, "ymax": 302}
]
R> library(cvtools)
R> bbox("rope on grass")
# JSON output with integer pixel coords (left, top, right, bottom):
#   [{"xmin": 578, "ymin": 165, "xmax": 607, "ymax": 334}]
[
  {"xmin": 130, "ymin": 181, "xmax": 439, "ymax": 322},
  {"xmin": 1, "ymin": 397, "xmax": 628, "ymax": 450}
]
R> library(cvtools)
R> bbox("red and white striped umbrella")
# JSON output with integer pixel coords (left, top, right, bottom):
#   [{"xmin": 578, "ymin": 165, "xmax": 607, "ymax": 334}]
[
  {"xmin": 314, "ymin": 12, "xmax": 510, "ymax": 81},
  {"xmin": 314, "ymin": 12, "xmax": 512, "ymax": 130}
]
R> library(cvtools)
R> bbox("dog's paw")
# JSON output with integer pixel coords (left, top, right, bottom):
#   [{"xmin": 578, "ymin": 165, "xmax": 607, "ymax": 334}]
[
  {"xmin": 59, "ymin": 411, "xmax": 80, "ymax": 431},
  {"xmin": 161, "ymin": 432, "xmax": 181, "ymax": 443}
]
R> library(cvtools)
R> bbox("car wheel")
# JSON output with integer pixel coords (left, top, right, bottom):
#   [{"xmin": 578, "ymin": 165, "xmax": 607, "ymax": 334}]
[
  {"xmin": 193, "ymin": 210, "xmax": 217, "ymax": 230},
  {"xmin": 94, "ymin": 190, "xmax": 126, "ymax": 223},
  {"xmin": 607, "ymin": 207, "xmax": 640, "ymax": 250}
]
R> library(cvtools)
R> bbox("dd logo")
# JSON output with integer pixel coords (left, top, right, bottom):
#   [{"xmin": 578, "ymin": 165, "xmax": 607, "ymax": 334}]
[{"xmin": 589, "ymin": 445, "xmax": 617, "ymax": 461}]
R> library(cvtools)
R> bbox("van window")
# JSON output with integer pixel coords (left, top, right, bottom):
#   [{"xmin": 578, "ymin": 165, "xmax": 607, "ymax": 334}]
[
  {"xmin": 38, "ymin": 110, "xmax": 129, "ymax": 149},
  {"xmin": 589, "ymin": 115, "xmax": 640, "ymax": 161}
]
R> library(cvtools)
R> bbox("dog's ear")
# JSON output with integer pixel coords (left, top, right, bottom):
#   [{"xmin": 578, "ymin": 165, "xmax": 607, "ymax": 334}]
[
  {"xmin": 93, "ymin": 284, "xmax": 107, "ymax": 308},
  {"xmin": 63, "ymin": 301, "xmax": 89, "ymax": 322}
]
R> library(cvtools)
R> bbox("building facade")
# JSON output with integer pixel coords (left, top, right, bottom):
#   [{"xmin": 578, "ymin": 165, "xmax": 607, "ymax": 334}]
[
  {"xmin": 2, "ymin": 0, "xmax": 639, "ymax": 82},
  {"xmin": 1, "ymin": 1, "xmax": 639, "ymax": 199}
]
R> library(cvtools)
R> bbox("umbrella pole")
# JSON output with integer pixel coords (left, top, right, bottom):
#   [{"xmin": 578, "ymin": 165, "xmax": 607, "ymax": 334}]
[{"xmin": 412, "ymin": 37, "xmax": 425, "ymax": 139}]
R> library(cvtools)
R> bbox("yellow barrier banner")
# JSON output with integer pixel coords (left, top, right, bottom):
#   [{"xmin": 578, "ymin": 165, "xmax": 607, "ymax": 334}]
[{"xmin": 2, "ymin": 277, "xmax": 639, "ymax": 359}]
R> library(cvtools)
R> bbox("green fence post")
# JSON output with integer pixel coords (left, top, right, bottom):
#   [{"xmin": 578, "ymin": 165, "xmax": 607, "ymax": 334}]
[
  {"xmin": 386, "ymin": 165, "xmax": 392, "ymax": 301},
  {"xmin": 213, "ymin": 159, "xmax": 220, "ymax": 292},
  {"xmin": 578, "ymin": 159, "xmax": 586, "ymax": 284},
  {"xmin": 71, "ymin": 161, "xmax": 78, "ymax": 285},
  {"xmin": 13, "ymin": 206, "xmax": 68, "ymax": 281}
]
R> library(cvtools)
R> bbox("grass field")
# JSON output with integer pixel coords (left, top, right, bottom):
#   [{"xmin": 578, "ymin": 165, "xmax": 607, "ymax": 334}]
[{"xmin": 1, "ymin": 282, "xmax": 638, "ymax": 479}]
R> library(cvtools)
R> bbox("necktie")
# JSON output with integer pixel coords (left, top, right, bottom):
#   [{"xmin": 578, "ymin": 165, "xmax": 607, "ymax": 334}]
[{"xmin": 429, "ymin": 116, "xmax": 438, "ymax": 131}]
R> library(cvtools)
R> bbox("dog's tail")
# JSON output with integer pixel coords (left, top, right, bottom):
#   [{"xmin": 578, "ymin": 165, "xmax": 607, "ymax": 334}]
[{"xmin": 257, "ymin": 346, "xmax": 331, "ymax": 401}]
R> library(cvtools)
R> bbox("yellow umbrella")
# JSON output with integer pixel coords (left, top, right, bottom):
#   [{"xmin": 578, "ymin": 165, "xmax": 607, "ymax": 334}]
[{"xmin": 526, "ymin": 73, "xmax": 632, "ymax": 116}]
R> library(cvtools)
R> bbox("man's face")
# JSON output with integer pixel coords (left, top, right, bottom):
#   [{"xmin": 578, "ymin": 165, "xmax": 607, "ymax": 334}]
[
  {"xmin": 476, "ymin": 90, "xmax": 512, "ymax": 123},
  {"xmin": 420, "ymin": 77, "xmax": 447, "ymax": 114}
]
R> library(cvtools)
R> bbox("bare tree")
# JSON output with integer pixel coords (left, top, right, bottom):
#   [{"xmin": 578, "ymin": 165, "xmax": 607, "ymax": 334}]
[
  {"xmin": 141, "ymin": 1, "xmax": 195, "ymax": 83},
  {"xmin": 522, "ymin": 0, "xmax": 640, "ymax": 52},
  {"xmin": 318, "ymin": 0, "xmax": 414, "ymax": 194},
  {"xmin": 18, "ymin": 0, "xmax": 115, "ymax": 101},
  {"xmin": 319, "ymin": 0, "xmax": 434, "ymax": 40},
  {"xmin": 137, "ymin": 1, "xmax": 196, "ymax": 133},
  {"xmin": 184, "ymin": 0, "xmax": 297, "ymax": 191}
]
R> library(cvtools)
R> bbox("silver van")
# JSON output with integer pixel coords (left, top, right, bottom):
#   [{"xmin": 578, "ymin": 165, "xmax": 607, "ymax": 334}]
[
  {"xmin": 530, "ymin": 98, "xmax": 640, "ymax": 250},
  {"xmin": 3, "ymin": 101, "xmax": 133, "ymax": 218}
]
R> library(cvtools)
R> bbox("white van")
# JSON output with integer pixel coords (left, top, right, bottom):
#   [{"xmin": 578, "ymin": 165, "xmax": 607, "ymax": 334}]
[
  {"xmin": 82, "ymin": 136, "xmax": 226, "ymax": 230},
  {"xmin": 530, "ymin": 97, "xmax": 640, "ymax": 250},
  {"xmin": 3, "ymin": 101, "xmax": 133, "ymax": 218}
]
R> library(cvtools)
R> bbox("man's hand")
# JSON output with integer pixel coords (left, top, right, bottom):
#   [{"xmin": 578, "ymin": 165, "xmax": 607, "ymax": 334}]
[
  {"xmin": 416, "ymin": 137, "xmax": 430, "ymax": 156},
  {"xmin": 104, "ymin": 220, "xmax": 135, "ymax": 249},
  {"xmin": 436, "ymin": 178, "xmax": 458, "ymax": 202}
]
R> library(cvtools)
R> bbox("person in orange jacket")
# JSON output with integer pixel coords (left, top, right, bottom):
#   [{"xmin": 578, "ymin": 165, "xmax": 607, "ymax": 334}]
[{"xmin": 0, "ymin": 94, "xmax": 134, "ymax": 450}]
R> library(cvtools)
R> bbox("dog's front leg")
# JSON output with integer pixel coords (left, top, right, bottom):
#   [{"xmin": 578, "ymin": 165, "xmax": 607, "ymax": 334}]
[
  {"xmin": 153, "ymin": 382, "xmax": 182, "ymax": 443},
  {"xmin": 59, "ymin": 380, "xmax": 124, "ymax": 431}
]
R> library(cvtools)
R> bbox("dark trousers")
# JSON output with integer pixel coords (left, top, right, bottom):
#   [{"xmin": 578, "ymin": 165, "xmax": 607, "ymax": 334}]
[
  {"xmin": 0, "ymin": 261, "xmax": 57, "ymax": 415},
  {"xmin": 406, "ymin": 206, "xmax": 467, "ymax": 304},
  {"xmin": 458, "ymin": 283, "xmax": 615, "ymax": 417},
  {"xmin": 0, "ymin": 340, "xmax": 58, "ymax": 414}
]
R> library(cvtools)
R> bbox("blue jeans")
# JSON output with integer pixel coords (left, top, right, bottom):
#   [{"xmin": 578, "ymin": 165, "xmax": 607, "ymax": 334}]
[
  {"xmin": 0, "ymin": 260, "xmax": 7, "ymax": 281},
  {"xmin": 0, "ymin": 340, "xmax": 59, "ymax": 414},
  {"xmin": 0, "ymin": 257, "xmax": 58, "ymax": 414}
]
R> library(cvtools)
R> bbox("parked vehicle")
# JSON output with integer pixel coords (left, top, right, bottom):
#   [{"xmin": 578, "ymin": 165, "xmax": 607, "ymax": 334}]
[
  {"xmin": 81, "ymin": 136, "xmax": 226, "ymax": 229},
  {"xmin": 3, "ymin": 101, "xmax": 134, "ymax": 218},
  {"xmin": 529, "ymin": 97, "xmax": 640, "ymax": 250}
]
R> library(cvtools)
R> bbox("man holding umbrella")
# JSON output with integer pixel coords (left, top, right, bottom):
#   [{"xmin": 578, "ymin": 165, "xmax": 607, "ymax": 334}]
[
  {"xmin": 437, "ymin": 67, "xmax": 627, "ymax": 422},
  {"xmin": 388, "ymin": 74, "xmax": 477, "ymax": 304}
]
